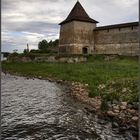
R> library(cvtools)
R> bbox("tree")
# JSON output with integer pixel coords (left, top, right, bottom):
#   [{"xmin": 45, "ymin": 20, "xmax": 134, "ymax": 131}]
[
  {"xmin": 53, "ymin": 39, "xmax": 59, "ymax": 47},
  {"xmin": 38, "ymin": 39, "xmax": 48, "ymax": 50},
  {"xmin": 37, "ymin": 39, "xmax": 59, "ymax": 53},
  {"xmin": 3, "ymin": 52, "xmax": 10, "ymax": 57},
  {"xmin": 23, "ymin": 49, "xmax": 28, "ymax": 54},
  {"xmin": 48, "ymin": 40, "xmax": 53, "ymax": 47}
]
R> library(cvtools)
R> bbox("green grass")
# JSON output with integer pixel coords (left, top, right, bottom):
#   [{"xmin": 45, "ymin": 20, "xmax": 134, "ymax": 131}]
[{"xmin": 2, "ymin": 55, "xmax": 138, "ymax": 107}]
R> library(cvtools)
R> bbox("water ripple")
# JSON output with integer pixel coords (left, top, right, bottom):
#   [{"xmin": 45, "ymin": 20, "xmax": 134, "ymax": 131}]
[{"xmin": 1, "ymin": 73, "xmax": 135, "ymax": 140}]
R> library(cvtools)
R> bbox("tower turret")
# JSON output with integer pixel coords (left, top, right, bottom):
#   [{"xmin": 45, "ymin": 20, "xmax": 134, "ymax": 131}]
[{"xmin": 59, "ymin": 1, "xmax": 98, "ymax": 54}]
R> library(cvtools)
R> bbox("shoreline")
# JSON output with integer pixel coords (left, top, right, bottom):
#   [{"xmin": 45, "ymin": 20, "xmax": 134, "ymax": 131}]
[
  {"xmin": 2, "ymin": 71, "xmax": 138, "ymax": 137},
  {"xmin": 69, "ymin": 82, "xmax": 138, "ymax": 138}
]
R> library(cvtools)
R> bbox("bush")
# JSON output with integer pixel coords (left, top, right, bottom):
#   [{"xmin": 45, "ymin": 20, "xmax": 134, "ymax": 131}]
[
  {"xmin": 99, "ymin": 79, "xmax": 138, "ymax": 104},
  {"xmin": 88, "ymin": 89, "xmax": 99, "ymax": 97}
]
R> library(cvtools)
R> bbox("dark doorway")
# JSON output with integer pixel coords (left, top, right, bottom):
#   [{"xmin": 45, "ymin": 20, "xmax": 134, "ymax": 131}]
[{"xmin": 82, "ymin": 47, "xmax": 88, "ymax": 54}]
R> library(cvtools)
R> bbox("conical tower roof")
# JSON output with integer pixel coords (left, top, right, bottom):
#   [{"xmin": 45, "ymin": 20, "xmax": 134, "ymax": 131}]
[{"xmin": 59, "ymin": 1, "xmax": 98, "ymax": 25}]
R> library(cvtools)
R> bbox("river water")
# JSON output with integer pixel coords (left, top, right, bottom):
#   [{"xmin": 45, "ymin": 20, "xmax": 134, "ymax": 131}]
[{"xmin": 1, "ymin": 73, "xmax": 136, "ymax": 140}]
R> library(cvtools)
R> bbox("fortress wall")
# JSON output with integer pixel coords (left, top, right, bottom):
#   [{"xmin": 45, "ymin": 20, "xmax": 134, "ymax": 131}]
[
  {"xmin": 59, "ymin": 22, "xmax": 75, "ymax": 53},
  {"xmin": 73, "ymin": 21, "xmax": 96, "ymax": 44},
  {"xmin": 72, "ymin": 21, "xmax": 96, "ymax": 54},
  {"xmin": 59, "ymin": 21, "xmax": 97, "ymax": 54},
  {"xmin": 94, "ymin": 25, "xmax": 139, "ymax": 56}
]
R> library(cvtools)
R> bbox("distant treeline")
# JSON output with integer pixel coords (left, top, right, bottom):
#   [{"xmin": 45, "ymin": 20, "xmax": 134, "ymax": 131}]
[{"xmin": 24, "ymin": 39, "xmax": 59, "ymax": 54}]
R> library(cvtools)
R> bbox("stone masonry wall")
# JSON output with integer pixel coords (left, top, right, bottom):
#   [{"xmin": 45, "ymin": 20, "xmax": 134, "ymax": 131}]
[
  {"xmin": 94, "ymin": 26, "xmax": 139, "ymax": 56},
  {"xmin": 59, "ymin": 22, "xmax": 74, "ymax": 53},
  {"xmin": 72, "ymin": 21, "xmax": 96, "ymax": 54},
  {"xmin": 59, "ymin": 21, "xmax": 96, "ymax": 54},
  {"xmin": 8, "ymin": 55, "xmax": 87, "ymax": 63}
]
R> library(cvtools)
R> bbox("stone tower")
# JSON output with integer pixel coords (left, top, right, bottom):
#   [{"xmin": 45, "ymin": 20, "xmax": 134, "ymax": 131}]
[{"xmin": 59, "ymin": 1, "xmax": 98, "ymax": 54}]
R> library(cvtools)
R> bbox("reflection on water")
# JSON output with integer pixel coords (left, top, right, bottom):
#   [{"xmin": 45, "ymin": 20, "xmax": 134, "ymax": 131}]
[{"xmin": 1, "ymin": 73, "xmax": 135, "ymax": 140}]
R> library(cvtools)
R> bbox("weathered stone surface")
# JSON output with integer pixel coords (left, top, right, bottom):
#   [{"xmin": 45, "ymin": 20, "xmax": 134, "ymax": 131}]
[
  {"xmin": 132, "ymin": 116, "xmax": 138, "ymax": 122},
  {"xmin": 119, "ymin": 112, "xmax": 125, "ymax": 118},
  {"xmin": 114, "ymin": 109, "xmax": 120, "ymax": 113},
  {"xmin": 58, "ymin": 1, "xmax": 139, "ymax": 55},
  {"xmin": 127, "ymin": 109, "xmax": 136, "ymax": 115},
  {"xmin": 107, "ymin": 111, "xmax": 117, "ymax": 117},
  {"xmin": 120, "ymin": 102, "xmax": 127, "ymax": 107},
  {"xmin": 120, "ymin": 105, "xmax": 127, "ymax": 110},
  {"xmin": 34, "ymin": 56, "xmax": 87, "ymax": 63},
  {"xmin": 59, "ymin": 21, "xmax": 96, "ymax": 54},
  {"xmin": 59, "ymin": 19, "xmax": 139, "ymax": 55},
  {"xmin": 95, "ymin": 27, "xmax": 139, "ymax": 56}
]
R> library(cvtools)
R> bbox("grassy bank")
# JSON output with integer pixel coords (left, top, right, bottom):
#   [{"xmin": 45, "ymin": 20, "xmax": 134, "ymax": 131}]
[{"xmin": 2, "ymin": 55, "xmax": 138, "ymax": 108}]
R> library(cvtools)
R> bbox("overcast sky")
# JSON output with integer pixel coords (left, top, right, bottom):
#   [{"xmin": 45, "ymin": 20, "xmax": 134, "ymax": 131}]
[{"xmin": 2, "ymin": 0, "xmax": 138, "ymax": 53}]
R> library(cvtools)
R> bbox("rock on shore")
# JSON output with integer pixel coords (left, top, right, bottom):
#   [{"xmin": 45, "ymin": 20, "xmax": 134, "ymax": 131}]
[{"xmin": 68, "ymin": 81, "xmax": 138, "ymax": 134}]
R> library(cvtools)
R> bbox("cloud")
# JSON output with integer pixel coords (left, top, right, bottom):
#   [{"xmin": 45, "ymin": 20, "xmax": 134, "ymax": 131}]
[
  {"xmin": 2, "ymin": 0, "xmax": 138, "ymax": 52},
  {"xmin": 82, "ymin": 0, "xmax": 138, "ymax": 25}
]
